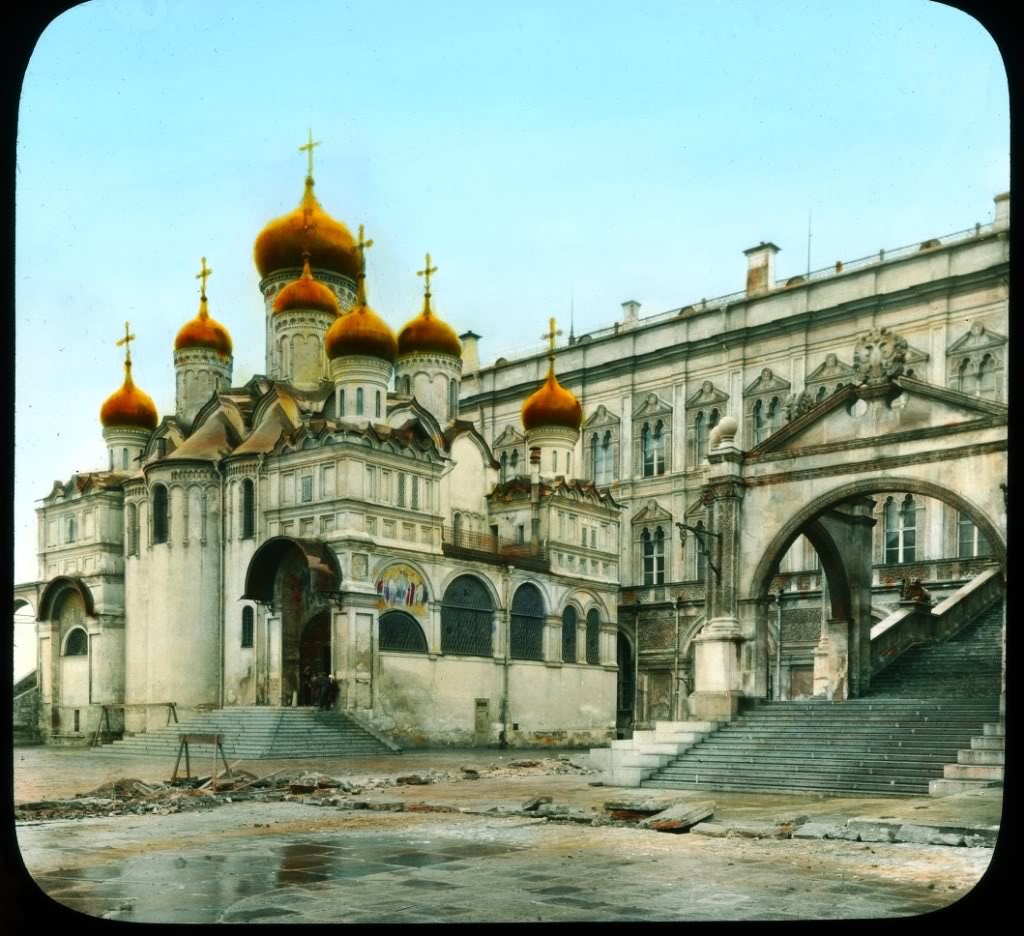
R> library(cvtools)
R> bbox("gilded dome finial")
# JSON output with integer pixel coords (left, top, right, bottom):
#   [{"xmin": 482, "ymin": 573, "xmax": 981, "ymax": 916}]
[
  {"xmin": 299, "ymin": 128, "xmax": 321, "ymax": 184},
  {"xmin": 116, "ymin": 320, "xmax": 136, "ymax": 381},
  {"xmin": 416, "ymin": 252, "xmax": 438, "ymax": 308},
  {"xmin": 354, "ymin": 223, "xmax": 374, "ymax": 304},
  {"xmin": 541, "ymin": 316, "xmax": 563, "ymax": 371},
  {"xmin": 195, "ymin": 256, "xmax": 213, "ymax": 301}
]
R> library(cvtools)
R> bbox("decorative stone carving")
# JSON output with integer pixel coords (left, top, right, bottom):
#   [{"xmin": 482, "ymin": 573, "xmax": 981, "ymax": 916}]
[
  {"xmin": 853, "ymin": 327, "xmax": 908, "ymax": 384},
  {"xmin": 784, "ymin": 389, "xmax": 815, "ymax": 422},
  {"xmin": 900, "ymin": 578, "xmax": 933, "ymax": 604}
]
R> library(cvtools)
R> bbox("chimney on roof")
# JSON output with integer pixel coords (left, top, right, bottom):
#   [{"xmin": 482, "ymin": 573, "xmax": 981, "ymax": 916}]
[
  {"xmin": 743, "ymin": 242, "xmax": 780, "ymax": 296},
  {"xmin": 994, "ymin": 192, "xmax": 1010, "ymax": 231},
  {"xmin": 621, "ymin": 299, "xmax": 641, "ymax": 327},
  {"xmin": 459, "ymin": 331, "xmax": 481, "ymax": 373}
]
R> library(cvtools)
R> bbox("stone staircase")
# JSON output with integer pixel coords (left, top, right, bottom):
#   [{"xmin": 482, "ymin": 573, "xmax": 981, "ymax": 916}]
[
  {"xmin": 637, "ymin": 602, "xmax": 1002, "ymax": 797},
  {"xmin": 930, "ymin": 721, "xmax": 1005, "ymax": 795},
  {"xmin": 588, "ymin": 721, "xmax": 721, "ymax": 787},
  {"xmin": 91, "ymin": 707, "xmax": 397, "ymax": 760}
]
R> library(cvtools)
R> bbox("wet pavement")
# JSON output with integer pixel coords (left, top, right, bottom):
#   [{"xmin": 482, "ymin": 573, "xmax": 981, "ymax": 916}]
[{"xmin": 14, "ymin": 745, "xmax": 1004, "ymax": 922}]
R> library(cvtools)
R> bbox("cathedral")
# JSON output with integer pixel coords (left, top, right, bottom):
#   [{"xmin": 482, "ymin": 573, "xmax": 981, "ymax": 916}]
[{"xmin": 17, "ymin": 138, "xmax": 1008, "ymax": 752}]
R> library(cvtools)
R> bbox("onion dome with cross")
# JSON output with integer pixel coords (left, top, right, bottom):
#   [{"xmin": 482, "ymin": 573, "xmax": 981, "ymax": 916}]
[
  {"xmin": 325, "ymin": 225, "xmax": 397, "ymax": 364},
  {"xmin": 100, "ymin": 322, "xmax": 159, "ymax": 430},
  {"xmin": 521, "ymin": 318, "xmax": 582, "ymax": 432},
  {"xmin": 175, "ymin": 258, "xmax": 233, "ymax": 355},
  {"xmin": 397, "ymin": 254, "xmax": 461, "ymax": 358},
  {"xmin": 253, "ymin": 130, "xmax": 360, "ymax": 280}
]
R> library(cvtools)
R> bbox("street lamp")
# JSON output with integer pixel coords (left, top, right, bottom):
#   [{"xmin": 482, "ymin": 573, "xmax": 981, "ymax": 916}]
[{"xmin": 676, "ymin": 522, "xmax": 720, "ymax": 580}]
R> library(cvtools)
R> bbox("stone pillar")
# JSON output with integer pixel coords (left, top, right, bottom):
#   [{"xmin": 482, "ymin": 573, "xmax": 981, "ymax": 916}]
[
  {"xmin": 813, "ymin": 619, "xmax": 849, "ymax": 701},
  {"xmin": 690, "ymin": 431, "xmax": 746, "ymax": 720}
]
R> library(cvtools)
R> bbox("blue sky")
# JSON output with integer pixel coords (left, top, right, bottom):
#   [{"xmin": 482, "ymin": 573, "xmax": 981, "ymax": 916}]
[{"xmin": 13, "ymin": 0, "xmax": 1008, "ymax": 625}]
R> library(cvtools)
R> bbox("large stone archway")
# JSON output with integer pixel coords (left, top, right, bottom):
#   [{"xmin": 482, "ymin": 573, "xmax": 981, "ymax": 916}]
[
  {"xmin": 689, "ymin": 364, "xmax": 1007, "ymax": 721},
  {"xmin": 242, "ymin": 537, "xmax": 342, "ymax": 706}
]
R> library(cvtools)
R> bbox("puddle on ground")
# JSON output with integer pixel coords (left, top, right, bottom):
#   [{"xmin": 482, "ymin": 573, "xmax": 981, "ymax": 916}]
[{"xmin": 32, "ymin": 831, "xmax": 522, "ymax": 923}]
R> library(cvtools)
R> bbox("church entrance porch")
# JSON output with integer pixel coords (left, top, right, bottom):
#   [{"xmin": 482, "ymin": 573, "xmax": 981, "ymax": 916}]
[{"xmin": 242, "ymin": 536, "xmax": 343, "ymax": 708}]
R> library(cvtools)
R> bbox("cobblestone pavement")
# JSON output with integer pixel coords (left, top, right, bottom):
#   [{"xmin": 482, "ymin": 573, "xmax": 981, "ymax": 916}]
[{"xmin": 17, "ymin": 805, "xmax": 995, "ymax": 923}]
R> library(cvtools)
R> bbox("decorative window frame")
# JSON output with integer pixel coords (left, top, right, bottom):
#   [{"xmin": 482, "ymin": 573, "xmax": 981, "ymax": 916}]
[
  {"xmin": 743, "ymin": 367, "xmax": 791, "ymax": 446},
  {"xmin": 804, "ymin": 352, "xmax": 856, "ymax": 403},
  {"xmin": 685, "ymin": 380, "xmax": 729, "ymax": 468},
  {"xmin": 946, "ymin": 322, "xmax": 1006, "ymax": 401},
  {"xmin": 582, "ymin": 404, "xmax": 620, "ymax": 486},
  {"xmin": 632, "ymin": 392, "xmax": 672, "ymax": 479},
  {"xmin": 632, "ymin": 499, "xmax": 673, "ymax": 586},
  {"xmin": 493, "ymin": 425, "xmax": 526, "ymax": 482}
]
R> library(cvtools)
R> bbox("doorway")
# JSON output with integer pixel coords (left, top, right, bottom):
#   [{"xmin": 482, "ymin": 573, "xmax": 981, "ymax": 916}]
[{"xmin": 299, "ymin": 611, "xmax": 332, "ymax": 702}]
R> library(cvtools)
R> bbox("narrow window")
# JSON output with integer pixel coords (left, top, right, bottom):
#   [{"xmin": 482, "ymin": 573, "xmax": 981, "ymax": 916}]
[
  {"xmin": 642, "ymin": 528, "xmax": 653, "ymax": 586},
  {"xmin": 816, "ymin": 385, "xmax": 828, "ymax": 403},
  {"xmin": 752, "ymin": 400, "xmax": 765, "ymax": 445},
  {"xmin": 411, "ymin": 476, "xmax": 420, "ymax": 510},
  {"xmin": 695, "ymin": 520, "xmax": 707, "ymax": 581},
  {"xmin": 653, "ymin": 420, "xmax": 665, "ymax": 475},
  {"xmin": 642, "ymin": 423, "xmax": 654, "ymax": 477},
  {"xmin": 126, "ymin": 502, "xmax": 139, "ymax": 556},
  {"xmin": 601, "ymin": 431, "xmax": 613, "ymax": 484},
  {"xmin": 375, "ymin": 390, "xmax": 382, "ymax": 418},
  {"xmin": 241, "ymin": 607, "xmax": 254, "ymax": 648},
  {"xmin": 301, "ymin": 476, "xmax": 313, "ymax": 503},
  {"xmin": 339, "ymin": 388, "xmax": 346, "ymax": 416},
  {"xmin": 500, "ymin": 451, "xmax": 509, "ymax": 482},
  {"xmin": 590, "ymin": 434, "xmax": 599, "ymax": 481},
  {"xmin": 695, "ymin": 411, "xmax": 707, "ymax": 464},
  {"xmin": 653, "ymin": 526, "xmax": 666, "ymax": 584},
  {"xmin": 397, "ymin": 473, "xmax": 407, "ymax": 508},
  {"xmin": 517, "ymin": 524, "xmax": 525, "ymax": 544},
  {"xmin": 585, "ymin": 609, "xmax": 600, "ymax": 665},
  {"xmin": 552, "ymin": 449, "xmax": 558, "ymax": 473},
  {"xmin": 958, "ymin": 513, "xmax": 992, "ymax": 558},
  {"xmin": 449, "ymin": 379, "xmax": 459, "ymax": 419},
  {"xmin": 109, "ymin": 449, "xmax": 114, "ymax": 471},
  {"xmin": 562, "ymin": 606, "xmax": 578, "ymax": 663},
  {"xmin": 66, "ymin": 516, "xmax": 76, "ymax": 543},
  {"xmin": 977, "ymin": 354, "xmax": 996, "ymax": 398},
  {"xmin": 356, "ymin": 387, "xmax": 364, "ymax": 416},
  {"xmin": 152, "ymin": 485, "xmax": 169, "ymax": 544},
  {"xmin": 958, "ymin": 358, "xmax": 971, "ymax": 394},
  {"xmin": 510, "ymin": 450, "xmax": 519, "ymax": 474},
  {"xmin": 241, "ymin": 479, "xmax": 255, "ymax": 538},
  {"xmin": 122, "ymin": 448, "xmax": 129, "ymax": 470}
]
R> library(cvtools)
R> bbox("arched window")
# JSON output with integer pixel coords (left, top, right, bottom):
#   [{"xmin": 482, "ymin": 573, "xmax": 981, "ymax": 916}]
[
  {"xmin": 768, "ymin": 397, "xmax": 784, "ymax": 434},
  {"xmin": 356, "ymin": 387, "xmax": 364, "ymax": 416},
  {"xmin": 752, "ymin": 400, "xmax": 765, "ymax": 444},
  {"xmin": 375, "ymin": 390, "xmax": 382, "ymax": 418},
  {"xmin": 404, "ymin": 376, "xmax": 412, "ymax": 395},
  {"xmin": 241, "ymin": 479, "xmax": 255, "ymax": 539},
  {"xmin": 642, "ymin": 423, "xmax": 654, "ymax": 477},
  {"xmin": 510, "ymin": 449, "xmax": 519, "ymax": 475},
  {"xmin": 816, "ymin": 385, "xmax": 829, "ymax": 403},
  {"xmin": 126, "ymin": 502, "xmax": 139, "ymax": 556},
  {"xmin": 339, "ymin": 388, "xmax": 346, "ymax": 416},
  {"xmin": 694, "ymin": 411, "xmax": 707, "ymax": 464},
  {"xmin": 977, "ymin": 354, "xmax": 996, "ymax": 398},
  {"xmin": 561, "ymin": 606, "xmax": 577, "ymax": 663},
  {"xmin": 884, "ymin": 494, "xmax": 917, "ymax": 564},
  {"xmin": 585, "ymin": 609, "xmax": 600, "ymax": 664},
  {"xmin": 642, "ymin": 526, "xmax": 666, "ymax": 586},
  {"xmin": 958, "ymin": 358, "xmax": 971, "ymax": 394},
  {"xmin": 653, "ymin": 421, "xmax": 665, "ymax": 475},
  {"xmin": 152, "ymin": 485, "xmax": 169, "ymax": 544},
  {"xmin": 449, "ymin": 379, "xmax": 459, "ymax": 419},
  {"xmin": 958, "ymin": 512, "xmax": 992, "ymax": 558},
  {"xmin": 500, "ymin": 451, "xmax": 509, "ymax": 482},
  {"xmin": 64, "ymin": 628, "xmax": 88, "ymax": 656},
  {"xmin": 441, "ymin": 575, "xmax": 493, "ymax": 657},
  {"xmin": 511, "ymin": 583, "xmax": 545, "ymax": 661},
  {"xmin": 241, "ymin": 606, "xmax": 254, "ymax": 648},
  {"xmin": 552, "ymin": 449, "xmax": 558, "ymax": 473},
  {"xmin": 590, "ymin": 434, "xmax": 599, "ymax": 482},
  {"xmin": 379, "ymin": 610, "xmax": 428, "ymax": 653}
]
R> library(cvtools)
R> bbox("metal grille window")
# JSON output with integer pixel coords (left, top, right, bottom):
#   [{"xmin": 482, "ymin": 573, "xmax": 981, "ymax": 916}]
[
  {"xmin": 126, "ymin": 503, "xmax": 139, "ymax": 556},
  {"xmin": 511, "ymin": 583, "xmax": 545, "ymax": 661},
  {"xmin": 561, "ymin": 606, "xmax": 577, "ymax": 663},
  {"xmin": 152, "ymin": 485, "xmax": 169, "ymax": 544},
  {"xmin": 64, "ymin": 628, "xmax": 88, "ymax": 656},
  {"xmin": 379, "ymin": 610, "xmax": 428, "ymax": 653},
  {"xmin": 241, "ymin": 607, "xmax": 254, "ymax": 648},
  {"xmin": 585, "ymin": 609, "xmax": 600, "ymax": 664},
  {"xmin": 441, "ymin": 575, "xmax": 494, "ymax": 657}
]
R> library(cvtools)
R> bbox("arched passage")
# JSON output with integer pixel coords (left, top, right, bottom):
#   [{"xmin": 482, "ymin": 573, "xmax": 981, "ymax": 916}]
[{"xmin": 616, "ymin": 630, "xmax": 635, "ymax": 738}]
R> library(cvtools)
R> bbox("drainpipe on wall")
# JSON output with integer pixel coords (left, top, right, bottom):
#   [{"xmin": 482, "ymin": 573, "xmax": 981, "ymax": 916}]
[{"xmin": 500, "ymin": 565, "xmax": 513, "ymax": 748}]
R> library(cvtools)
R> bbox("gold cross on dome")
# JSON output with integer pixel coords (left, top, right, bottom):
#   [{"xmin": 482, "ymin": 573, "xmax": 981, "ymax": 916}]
[
  {"xmin": 416, "ymin": 253, "xmax": 438, "ymax": 296},
  {"xmin": 355, "ymin": 224, "xmax": 374, "ymax": 270},
  {"xmin": 195, "ymin": 257, "xmax": 213, "ymax": 297},
  {"xmin": 116, "ymin": 321, "xmax": 136, "ymax": 365},
  {"xmin": 541, "ymin": 317, "xmax": 562, "ymax": 358},
  {"xmin": 299, "ymin": 128, "xmax": 321, "ymax": 179}
]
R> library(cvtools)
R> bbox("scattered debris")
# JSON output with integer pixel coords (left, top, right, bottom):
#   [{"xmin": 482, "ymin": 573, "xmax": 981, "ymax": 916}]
[
  {"xmin": 396, "ymin": 775, "xmax": 430, "ymax": 786},
  {"xmin": 522, "ymin": 796, "xmax": 553, "ymax": 811},
  {"xmin": 508, "ymin": 760, "xmax": 541, "ymax": 768},
  {"xmin": 639, "ymin": 802, "xmax": 715, "ymax": 834},
  {"xmin": 460, "ymin": 767, "xmax": 481, "ymax": 780}
]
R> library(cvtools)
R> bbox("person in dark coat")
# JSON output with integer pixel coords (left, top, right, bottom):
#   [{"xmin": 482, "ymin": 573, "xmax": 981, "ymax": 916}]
[
  {"xmin": 318, "ymin": 672, "xmax": 330, "ymax": 711},
  {"xmin": 301, "ymin": 666, "xmax": 312, "ymax": 706},
  {"xmin": 327, "ymin": 674, "xmax": 338, "ymax": 710}
]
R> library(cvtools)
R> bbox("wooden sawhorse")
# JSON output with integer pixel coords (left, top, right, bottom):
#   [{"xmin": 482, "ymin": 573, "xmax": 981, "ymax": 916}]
[{"xmin": 171, "ymin": 733, "xmax": 233, "ymax": 791}]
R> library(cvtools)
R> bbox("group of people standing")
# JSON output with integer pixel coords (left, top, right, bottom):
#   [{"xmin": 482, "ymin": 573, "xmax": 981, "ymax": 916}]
[{"xmin": 300, "ymin": 667, "xmax": 339, "ymax": 710}]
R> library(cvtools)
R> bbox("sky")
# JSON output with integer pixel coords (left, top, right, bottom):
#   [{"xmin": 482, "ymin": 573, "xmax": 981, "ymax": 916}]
[{"xmin": 12, "ymin": 0, "xmax": 1008, "ymax": 673}]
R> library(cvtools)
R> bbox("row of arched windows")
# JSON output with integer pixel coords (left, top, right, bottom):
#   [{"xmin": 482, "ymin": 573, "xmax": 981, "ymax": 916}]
[
  {"xmin": 337, "ymin": 388, "xmax": 383, "ymax": 419},
  {"xmin": 499, "ymin": 449, "xmax": 521, "ymax": 482}
]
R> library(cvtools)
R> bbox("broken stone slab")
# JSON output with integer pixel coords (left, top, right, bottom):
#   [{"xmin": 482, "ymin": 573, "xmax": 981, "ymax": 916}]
[
  {"xmin": 716, "ymin": 820, "xmax": 794, "ymax": 840},
  {"xmin": 895, "ymin": 824, "xmax": 965, "ymax": 847},
  {"xmin": 845, "ymin": 819, "xmax": 901, "ymax": 843},
  {"xmin": 792, "ymin": 822, "xmax": 842, "ymax": 840},
  {"xmin": 690, "ymin": 822, "xmax": 730, "ymax": 838},
  {"xmin": 522, "ymin": 796, "xmax": 553, "ymax": 811},
  {"xmin": 639, "ymin": 802, "xmax": 715, "ymax": 833},
  {"xmin": 509, "ymin": 760, "xmax": 541, "ymax": 768},
  {"xmin": 396, "ymin": 775, "xmax": 431, "ymax": 786},
  {"xmin": 603, "ymin": 795, "xmax": 686, "ymax": 820},
  {"xmin": 365, "ymin": 800, "xmax": 405, "ymax": 812}
]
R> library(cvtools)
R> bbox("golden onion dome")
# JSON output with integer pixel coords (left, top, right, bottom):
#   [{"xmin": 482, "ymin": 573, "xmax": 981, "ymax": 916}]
[
  {"xmin": 324, "ymin": 246, "xmax": 397, "ymax": 363},
  {"xmin": 274, "ymin": 257, "xmax": 340, "ymax": 316},
  {"xmin": 254, "ymin": 176, "xmax": 359, "ymax": 279},
  {"xmin": 522, "ymin": 367, "xmax": 582, "ymax": 432},
  {"xmin": 100, "ymin": 361, "xmax": 159, "ymax": 431},
  {"xmin": 398, "ymin": 294, "xmax": 461, "ymax": 358},
  {"xmin": 174, "ymin": 295, "xmax": 233, "ymax": 356}
]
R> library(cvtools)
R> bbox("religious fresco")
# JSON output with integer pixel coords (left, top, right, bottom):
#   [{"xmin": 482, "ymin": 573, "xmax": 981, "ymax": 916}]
[{"xmin": 375, "ymin": 563, "xmax": 428, "ymax": 615}]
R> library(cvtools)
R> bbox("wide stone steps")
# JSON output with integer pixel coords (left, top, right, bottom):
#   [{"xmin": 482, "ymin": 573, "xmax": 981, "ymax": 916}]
[{"xmin": 93, "ymin": 707, "xmax": 395, "ymax": 760}]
